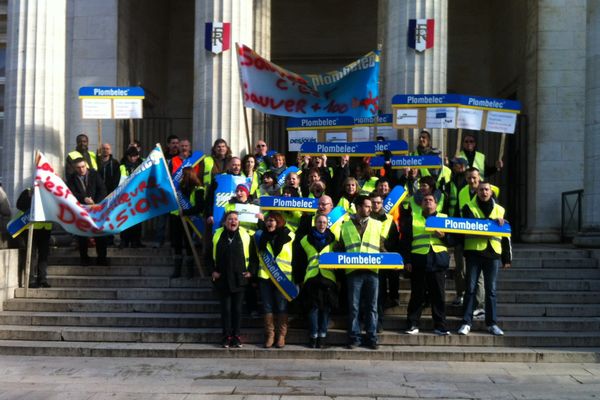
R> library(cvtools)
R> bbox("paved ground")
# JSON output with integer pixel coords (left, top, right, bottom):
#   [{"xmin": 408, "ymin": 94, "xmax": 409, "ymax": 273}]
[{"xmin": 0, "ymin": 356, "xmax": 598, "ymax": 399}]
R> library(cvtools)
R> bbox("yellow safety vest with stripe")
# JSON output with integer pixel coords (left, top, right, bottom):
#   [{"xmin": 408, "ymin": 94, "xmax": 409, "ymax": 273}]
[
  {"xmin": 464, "ymin": 200, "xmax": 505, "ymax": 254},
  {"xmin": 225, "ymin": 201, "xmax": 258, "ymax": 235},
  {"xmin": 459, "ymin": 151, "xmax": 486, "ymax": 178},
  {"xmin": 201, "ymin": 156, "xmax": 215, "ymax": 189},
  {"xmin": 15, "ymin": 210, "xmax": 51, "ymax": 231},
  {"xmin": 246, "ymin": 171, "xmax": 259, "ymax": 197},
  {"xmin": 171, "ymin": 187, "xmax": 203, "ymax": 216},
  {"xmin": 406, "ymin": 195, "xmax": 444, "ymax": 214},
  {"xmin": 411, "ymin": 211, "xmax": 448, "ymax": 254},
  {"xmin": 359, "ymin": 177, "xmax": 379, "ymax": 195},
  {"xmin": 337, "ymin": 196, "xmax": 357, "ymax": 214},
  {"xmin": 256, "ymin": 230, "xmax": 295, "ymax": 280},
  {"xmin": 458, "ymin": 185, "xmax": 500, "ymax": 216},
  {"xmin": 421, "ymin": 165, "xmax": 452, "ymax": 185},
  {"xmin": 380, "ymin": 213, "xmax": 394, "ymax": 238},
  {"xmin": 282, "ymin": 210, "xmax": 302, "ymax": 232},
  {"xmin": 341, "ymin": 218, "xmax": 383, "ymax": 274},
  {"xmin": 300, "ymin": 236, "xmax": 337, "ymax": 284},
  {"xmin": 68, "ymin": 150, "xmax": 97, "ymax": 170},
  {"xmin": 212, "ymin": 227, "xmax": 251, "ymax": 269}
]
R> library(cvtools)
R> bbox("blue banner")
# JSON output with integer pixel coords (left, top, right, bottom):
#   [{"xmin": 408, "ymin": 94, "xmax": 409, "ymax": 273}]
[
  {"xmin": 319, "ymin": 252, "xmax": 404, "ymax": 270},
  {"xmin": 370, "ymin": 155, "xmax": 442, "ymax": 169},
  {"xmin": 326, "ymin": 206, "xmax": 347, "ymax": 229},
  {"xmin": 425, "ymin": 216, "xmax": 511, "ymax": 237},
  {"xmin": 383, "ymin": 185, "xmax": 407, "ymax": 214},
  {"xmin": 286, "ymin": 116, "xmax": 354, "ymax": 130},
  {"xmin": 260, "ymin": 196, "xmax": 318, "ymax": 212},
  {"xmin": 6, "ymin": 211, "xmax": 30, "ymax": 238},
  {"xmin": 353, "ymin": 114, "xmax": 393, "ymax": 126},
  {"xmin": 300, "ymin": 142, "xmax": 377, "ymax": 156},
  {"xmin": 254, "ymin": 230, "xmax": 299, "ymax": 301},
  {"xmin": 172, "ymin": 151, "xmax": 206, "ymax": 237},
  {"xmin": 374, "ymin": 140, "xmax": 409, "ymax": 155},
  {"xmin": 276, "ymin": 166, "xmax": 300, "ymax": 188},
  {"xmin": 78, "ymin": 86, "xmax": 145, "ymax": 98},
  {"xmin": 391, "ymin": 93, "xmax": 521, "ymax": 112},
  {"xmin": 212, "ymin": 174, "xmax": 247, "ymax": 233}
]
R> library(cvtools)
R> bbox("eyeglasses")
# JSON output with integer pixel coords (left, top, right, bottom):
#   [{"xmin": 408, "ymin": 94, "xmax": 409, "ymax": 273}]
[
  {"xmin": 464, "ymin": 140, "xmax": 475, "ymax": 144},
  {"xmin": 256, "ymin": 144, "xmax": 266, "ymax": 148}
]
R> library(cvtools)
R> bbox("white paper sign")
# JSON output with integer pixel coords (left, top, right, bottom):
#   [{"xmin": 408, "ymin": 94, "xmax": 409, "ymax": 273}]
[
  {"xmin": 288, "ymin": 130, "xmax": 318, "ymax": 152},
  {"xmin": 113, "ymin": 98, "xmax": 143, "ymax": 119},
  {"xmin": 326, "ymin": 132, "xmax": 347, "ymax": 142},
  {"xmin": 235, "ymin": 203, "xmax": 260, "ymax": 223},
  {"xmin": 457, "ymin": 108, "xmax": 484, "ymax": 130},
  {"xmin": 395, "ymin": 108, "xmax": 419, "ymax": 126},
  {"xmin": 485, "ymin": 111, "xmax": 517, "ymax": 134},
  {"xmin": 81, "ymin": 99, "xmax": 112, "ymax": 119},
  {"xmin": 426, "ymin": 107, "xmax": 457, "ymax": 129},
  {"xmin": 371, "ymin": 125, "xmax": 396, "ymax": 141},
  {"xmin": 351, "ymin": 126, "xmax": 370, "ymax": 142}
]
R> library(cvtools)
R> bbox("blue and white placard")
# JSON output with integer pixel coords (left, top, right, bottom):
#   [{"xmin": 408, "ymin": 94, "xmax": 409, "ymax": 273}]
[
  {"xmin": 319, "ymin": 252, "xmax": 404, "ymax": 270},
  {"xmin": 374, "ymin": 140, "xmax": 409, "ymax": 155},
  {"xmin": 260, "ymin": 196, "xmax": 318, "ymax": 212},
  {"xmin": 300, "ymin": 141, "xmax": 377, "ymax": 156},
  {"xmin": 370, "ymin": 155, "xmax": 442, "ymax": 169},
  {"xmin": 425, "ymin": 216, "xmax": 511, "ymax": 237},
  {"xmin": 383, "ymin": 185, "xmax": 407, "ymax": 214}
]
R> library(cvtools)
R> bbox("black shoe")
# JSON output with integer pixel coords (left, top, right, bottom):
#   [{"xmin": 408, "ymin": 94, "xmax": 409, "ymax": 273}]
[
  {"xmin": 368, "ymin": 342, "xmax": 379, "ymax": 350},
  {"xmin": 347, "ymin": 341, "xmax": 360, "ymax": 349},
  {"xmin": 132, "ymin": 242, "xmax": 146, "ymax": 248},
  {"xmin": 230, "ymin": 335, "xmax": 242, "ymax": 348},
  {"xmin": 38, "ymin": 282, "xmax": 51, "ymax": 288},
  {"xmin": 377, "ymin": 323, "xmax": 383, "ymax": 333},
  {"xmin": 309, "ymin": 337, "xmax": 318, "ymax": 349},
  {"xmin": 28, "ymin": 282, "xmax": 39, "ymax": 289},
  {"xmin": 317, "ymin": 337, "xmax": 326, "ymax": 349},
  {"xmin": 81, "ymin": 257, "xmax": 91, "ymax": 266},
  {"xmin": 97, "ymin": 258, "xmax": 110, "ymax": 266},
  {"xmin": 221, "ymin": 336, "xmax": 231, "ymax": 348}
]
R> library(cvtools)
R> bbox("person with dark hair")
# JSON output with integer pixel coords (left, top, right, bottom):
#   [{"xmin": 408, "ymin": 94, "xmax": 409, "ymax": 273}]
[
  {"xmin": 249, "ymin": 211, "xmax": 294, "ymax": 348},
  {"xmin": 294, "ymin": 214, "xmax": 338, "ymax": 349},
  {"xmin": 337, "ymin": 177, "xmax": 359, "ymax": 214},
  {"xmin": 242, "ymin": 154, "xmax": 259, "ymax": 198},
  {"xmin": 258, "ymin": 170, "xmax": 280, "ymax": 197},
  {"xmin": 338, "ymin": 195, "xmax": 385, "ymax": 350},
  {"xmin": 208, "ymin": 211, "xmax": 253, "ymax": 348},
  {"xmin": 459, "ymin": 132, "xmax": 503, "ymax": 180},
  {"xmin": 98, "ymin": 143, "xmax": 121, "ymax": 194},
  {"xmin": 355, "ymin": 161, "xmax": 379, "ymax": 195},
  {"xmin": 165, "ymin": 135, "xmax": 180, "ymax": 161},
  {"xmin": 170, "ymin": 167, "xmax": 205, "ymax": 279},
  {"xmin": 66, "ymin": 134, "xmax": 97, "ymax": 177},
  {"xmin": 66, "ymin": 157, "xmax": 108, "ymax": 266},
  {"xmin": 199, "ymin": 139, "xmax": 233, "ymax": 189},
  {"xmin": 119, "ymin": 147, "xmax": 144, "ymax": 248}
]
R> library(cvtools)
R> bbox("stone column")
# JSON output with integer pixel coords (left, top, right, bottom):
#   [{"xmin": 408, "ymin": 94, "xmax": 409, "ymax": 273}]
[
  {"xmin": 521, "ymin": 1, "xmax": 586, "ymax": 243},
  {"xmin": 2, "ymin": 0, "xmax": 67, "ymax": 202},
  {"xmin": 378, "ymin": 0, "xmax": 448, "ymax": 152},
  {"xmin": 574, "ymin": 0, "xmax": 600, "ymax": 247},
  {"xmin": 193, "ymin": 0, "xmax": 271, "ymax": 156}
]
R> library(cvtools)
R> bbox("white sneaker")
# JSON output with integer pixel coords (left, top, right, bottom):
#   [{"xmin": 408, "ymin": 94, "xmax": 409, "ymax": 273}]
[
  {"xmin": 405, "ymin": 326, "xmax": 419, "ymax": 335},
  {"xmin": 488, "ymin": 325, "xmax": 504, "ymax": 336},
  {"xmin": 473, "ymin": 308, "xmax": 485, "ymax": 320},
  {"xmin": 434, "ymin": 329, "xmax": 451, "ymax": 336},
  {"xmin": 457, "ymin": 324, "xmax": 471, "ymax": 335}
]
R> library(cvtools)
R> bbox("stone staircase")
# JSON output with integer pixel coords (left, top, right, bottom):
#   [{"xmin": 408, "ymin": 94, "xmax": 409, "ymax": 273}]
[{"xmin": 0, "ymin": 244, "xmax": 599, "ymax": 362}]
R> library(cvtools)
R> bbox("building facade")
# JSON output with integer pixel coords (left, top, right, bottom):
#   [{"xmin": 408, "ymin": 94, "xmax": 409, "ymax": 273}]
[{"xmin": 1, "ymin": 0, "xmax": 599, "ymax": 246}]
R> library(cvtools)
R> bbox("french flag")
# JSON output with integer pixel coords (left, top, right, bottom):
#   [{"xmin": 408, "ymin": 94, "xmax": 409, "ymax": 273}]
[
  {"xmin": 408, "ymin": 19, "xmax": 434, "ymax": 52},
  {"xmin": 205, "ymin": 22, "xmax": 231, "ymax": 54}
]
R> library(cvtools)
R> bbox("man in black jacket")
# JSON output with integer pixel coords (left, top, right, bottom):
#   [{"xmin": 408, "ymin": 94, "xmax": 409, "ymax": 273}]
[{"xmin": 66, "ymin": 158, "xmax": 109, "ymax": 266}]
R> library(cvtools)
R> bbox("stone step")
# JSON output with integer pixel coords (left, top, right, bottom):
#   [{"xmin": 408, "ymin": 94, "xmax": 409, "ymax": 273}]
[
  {"xmin": 4, "ymin": 299, "xmax": 599, "ymax": 318},
  {"xmin": 15, "ymin": 287, "xmax": 600, "ymax": 305},
  {"xmin": 0, "ymin": 311, "xmax": 597, "ymax": 331},
  {"xmin": 47, "ymin": 256, "xmax": 176, "ymax": 266},
  {"xmin": 499, "ymin": 267, "xmax": 600, "ymax": 279},
  {"xmin": 0, "ymin": 325, "xmax": 600, "ymax": 348},
  {"xmin": 0, "ymin": 340, "xmax": 597, "ymax": 362},
  {"xmin": 508, "ymin": 258, "xmax": 597, "ymax": 268},
  {"xmin": 49, "ymin": 247, "xmax": 174, "ymax": 257},
  {"xmin": 509, "ymin": 247, "xmax": 591, "ymax": 259}
]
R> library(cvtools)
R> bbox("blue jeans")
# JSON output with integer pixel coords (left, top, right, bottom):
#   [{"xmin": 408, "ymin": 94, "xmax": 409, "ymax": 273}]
[
  {"xmin": 462, "ymin": 254, "xmax": 499, "ymax": 326},
  {"xmin": 259, "ymin": 279, "xmax": 288, "ymax": 314},
  {"xmin": 308, "ymin": 305, "xmax": 330, "ymax": 338},
  {"xmin": 347, "ymin": 271, "xmax": 379, "ymax": 344}
]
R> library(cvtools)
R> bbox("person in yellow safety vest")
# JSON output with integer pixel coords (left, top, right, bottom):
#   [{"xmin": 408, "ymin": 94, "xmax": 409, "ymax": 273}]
[
  {"xmin": 16, "ymin": 188, "xmax": 52, "ymax": 288},
  {"xmin": 302, "ymin": 167, "xmax": 327, "ymax": 198},
  {"xmin": 170, "ymin": 167, "xmax": 205, "ymax": 279},
  {"xmin": 278, "ymin": 186, "xmax": 303, "ymax": 233},
  {"xmin": 242, "ymin": 154, "xmax": 260, "ymax": 198},
  {"xmin": 66, "ymin": 134, "xmax": 98, "ymax": 177},
  {"xmin": 404, "ymin": 175, "xmax": 446, "ymax": 215},
  {"xmin": 296, "ymin": 195, "xmax": 346, "ymax": 243},
  {"xmin": 208, "ymin": 211, "xmax": 253, "ymax": 349},
  {"xmin": 401, "ymin": 193, "xmax": 451, "ymax": 336},
  {"xmin": 119, "ymin": 147, "xmax": 144, "ymax": 248},
  {"xmin": 258, "ymin": 171, "xmax": 280, "ymax": 197},
  {"xmin": 224, "ymin": 184, "xmax": 263, "ymax": 236},
  {"xmin": 459, "ymin": 132, "xmax": 503, "ymax": 180},
  {"xmin": 249, "ymin": 211, "xmax": 295, "ymax": 349},
  {"xmin": 308, "ymin": 181, "xmax": 326, "ymax": 199},
  {"xmin": 411, "ymin": 129, "xmax": 439, "ymax": 156},
  {"xmin": 447, "ymin": 157, "xmax": 469, "ymax": 217},
  {"xmin": 293, "ymin": 214, "xmax": 338, "ymax": 349},
  {"xmin": 355, "ymin": 161, "xmax": 379, "ymax": 195},
  {"xmin": 457, "ymin": 182, "xmax": 512, "ymax": 337},
  {"xmin": 198, "ymin": 138, "xmax": 232, "ymax": 192},
  {"xmin": 338, "ymin": 195, "xmax": 385, "ymax": 350},
  {"xmin": 284, "ymin": 172, "xmax": 302, "ymax": 197},
  {"xmin": 369, "ymin": 193, "xmax": 401, "ymax": 333},
  {"xmin": 337, "ymin": 177, "xmax": 359, "ymax": 214},
  {"xmin": 254, "ymin": 139, "xmax": 272, "ymax": 176}
]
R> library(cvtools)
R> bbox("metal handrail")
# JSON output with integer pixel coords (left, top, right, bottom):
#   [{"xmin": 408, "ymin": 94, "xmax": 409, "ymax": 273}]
[{"xmin": 561, "ymin": 189, "xmax": 583, "ymax": 242}]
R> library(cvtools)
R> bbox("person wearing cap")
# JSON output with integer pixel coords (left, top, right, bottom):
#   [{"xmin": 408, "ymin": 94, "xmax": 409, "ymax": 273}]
[
  {"xmin": 119, "ymin": 147, "xmax": 144, "ymax": 248},
  {"xmin": 225, "ymin": 183, "xmax": 263, "ymax": 235},
  {"xmin": 459, "ymin": 133, "xmax": 503, "ymax": 180}
]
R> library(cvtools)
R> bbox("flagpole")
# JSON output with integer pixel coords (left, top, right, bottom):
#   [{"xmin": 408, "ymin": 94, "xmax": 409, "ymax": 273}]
[
  {"xmin": 373, "ymin": 43, "xmax": 383, "ymax": 140},
  {"xmin": 24, "ymin": 150, "xmax": 40, "ymax": 296},
  {"xmin": 157, "ymin": 143, "xmax": 205, "ymax": 278}
]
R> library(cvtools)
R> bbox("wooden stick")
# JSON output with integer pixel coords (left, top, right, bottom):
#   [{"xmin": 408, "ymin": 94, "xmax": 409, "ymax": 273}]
[
  {"xmin": 242, "ymin": 106, "xmax": 252, "ymax": 152},
  {"xmin": 129, "ymin": 118, "xmax": 135, "ymax": 144},
  {"xmin": 97, "ymin": 120, "xmax": 103, "ymax": 151},
  {"xmin": 455, "ymin": 128, "xmax": 463, "ymax": 158},
  {"xmin": 498, "ymin": 133, "xmax": 507, "ymax": 163},
  {"xmin": 23, "ymin": 223, "xmax": 34, "ymax": 296}
]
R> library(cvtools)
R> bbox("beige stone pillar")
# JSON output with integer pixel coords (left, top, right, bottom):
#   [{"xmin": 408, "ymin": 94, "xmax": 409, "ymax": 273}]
[
  {"xmin": 574, "ymin": 0, "xmax": 600, "ymax": 247},
  {"xmin": 2, "ymin": 0, "xmax": 67, "ymax": 202},
  {"xmin": 193, "ymin": 0, "xmax": 271, "ymax": 155},
  {"xmin": 378, "ymin": 0, "xmax": 448, "ymax": 152}
]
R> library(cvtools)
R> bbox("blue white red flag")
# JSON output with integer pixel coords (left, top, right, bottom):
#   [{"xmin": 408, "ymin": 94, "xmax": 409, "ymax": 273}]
[
  {"xmin": 205, "ymin": 22, "xmax": 231, "ymax": 54},
  {"xmin": 408, "ymin": 19, "xmax": 434, "ymax": 52}
]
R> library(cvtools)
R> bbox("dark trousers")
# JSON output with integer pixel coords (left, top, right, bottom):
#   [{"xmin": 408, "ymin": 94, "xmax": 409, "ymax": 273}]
[
  {"xmin": 406, "ymin": 263, "xmax": 447, "ymax": 331},
  {"xmin": 27, "ymin": 229, "xmax": 50, "ymax": 284},
  {"xmin": 169, "ymin": 215, "xmax": 192, "ymax": 256},
  {"xmin": 219, "ymin": 290, "xmax": 245, "ymax": 336},
  {"xmin": 121, "ymin": 223, "xmax": 142, "ymax": 246},
  {"xmin": 79, "ymin": 236, "xmax": 107, "ymax": 260}
]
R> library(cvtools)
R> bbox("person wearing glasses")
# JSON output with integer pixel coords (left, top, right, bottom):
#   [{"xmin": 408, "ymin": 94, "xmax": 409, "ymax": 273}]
[
  {"xmin": 254, "ymin": 140, "xmax": 272, "ymax": 176},
  {"xmin": 458, "ymin": 132, "xmax": 503, "ymax": 180}
]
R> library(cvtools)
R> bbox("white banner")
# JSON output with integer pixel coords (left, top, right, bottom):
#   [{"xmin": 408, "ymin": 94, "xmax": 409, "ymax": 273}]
[{"xmin": 457, "ymin": 108, "xmax": 483, "ymax": 130}]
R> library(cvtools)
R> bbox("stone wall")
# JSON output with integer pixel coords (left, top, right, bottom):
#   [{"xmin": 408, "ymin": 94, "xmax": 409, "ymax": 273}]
[{"xmin": 0, "ymin": 249, "xmax": 20, "ymax": 311}]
